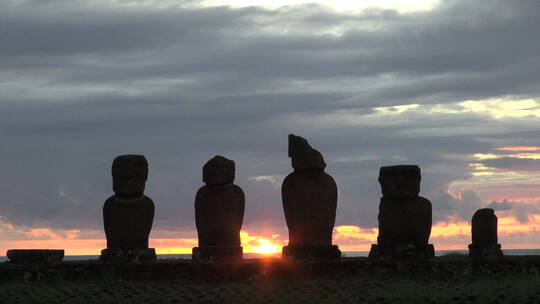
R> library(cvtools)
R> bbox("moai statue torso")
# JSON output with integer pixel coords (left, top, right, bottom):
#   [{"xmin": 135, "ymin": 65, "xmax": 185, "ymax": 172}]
[
  {"xmin": 101, "ymin": 155, "xmax": 155, "ymax": 261},
  {"xmin": 369, "ymin": 165, "xmax": 434, "ymax": 259},
  {"xmin": 469, "ymin": 208, "xmax": 503, "ymax": 259},
  {"xmin": 193, "ymin": 156, "xmax": 245, "ymax": 262},
  {"xmin": 281, "ymin": 134, "xmax": 341, "ymax": 259}
]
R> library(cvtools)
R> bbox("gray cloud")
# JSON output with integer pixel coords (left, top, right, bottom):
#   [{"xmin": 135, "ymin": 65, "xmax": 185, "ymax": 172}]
[
  {"xmin": 2, "ymin": 0, "xmax": 540, "ymax": 104},
  {"xmin": 488, "ymin": 199, "xmax": 540, "ymax": 223},
  {"xmin": 0, "ymin": 0, "xmax": 539, "ymax": 236},
  {"xmin": 482, "ymin": 158, "xmax": 540, "ymax": 172},
  {"xmin": 430, "ymin": 189, "xmax": 484, "ymax": 223},
  {"xmin": 487, "ymin": 200, "xmax": 512, "ymax": 211}
]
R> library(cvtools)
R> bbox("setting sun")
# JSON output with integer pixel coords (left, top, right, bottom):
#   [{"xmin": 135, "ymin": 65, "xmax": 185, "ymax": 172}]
[
  {"xmin": 251, "ymin": 239, "xmax": 280, "ymax": 254},
  {"xmin": 240, "ymin": 231, "xmax": 285, "ymax": 254}
]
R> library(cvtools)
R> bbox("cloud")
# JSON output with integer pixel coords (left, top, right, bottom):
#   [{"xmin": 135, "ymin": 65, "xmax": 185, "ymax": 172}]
[
  {"xmin": 490, "ymin": 199, "xmax": 540, "ymax": 223},
  {"xmin": 481, "ymin": 157, "xmax": 540, "ymax": 172},
  {"xmin": 430, "ymin": 189, "xmax": 484, "ymax": 223},
  {"xmin": 487, "ymin": 199, "xmax": 512, "ymax": 211},
  {"xmin": 0, "ymin": 0, "xmax": 539, "ymax": 246},
  {"xmin": 2, "ymin": 0, "xmax": 540, "ymax": 105}
]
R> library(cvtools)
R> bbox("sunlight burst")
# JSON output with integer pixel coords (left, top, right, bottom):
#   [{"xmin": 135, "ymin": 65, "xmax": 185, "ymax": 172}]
[
  {"xmin": 240, "ymin": 231, "xmax": 283, "ymax": 254},
  {"xmin": 251, "ymin": 239, "xmax": 280, "ymax": 254}
]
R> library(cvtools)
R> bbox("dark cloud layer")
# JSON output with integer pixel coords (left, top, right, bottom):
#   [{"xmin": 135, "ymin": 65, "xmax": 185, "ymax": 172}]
[
  {"xmin": 482, "ymin": 158, "xmax": 540, "ymax": 172},
  {"xmin": 488, "ymin": 199, "xmax": 540, "ymax": 223},
  {"xmin": 0, "ymin": 0, "xmax": 539, "ymax": 235}
]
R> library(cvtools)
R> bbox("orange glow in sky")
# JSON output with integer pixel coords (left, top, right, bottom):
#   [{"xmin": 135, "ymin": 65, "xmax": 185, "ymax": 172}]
[
  {"xmin": 431, "ymin": 221, "xmax": 470, "ymax": 238},
  {"xmin": 1, "ymin": 215, "xmax": 539, "ymax": 256},
  {"xmin": 496, "ymin": 146, "xmax": 540, "ymax": 152},
  {"xmin": 240, "ymin": 231, "xmax": 284, "ymax": 254},
  {"xmin": 251, "ymin": 239, "xmax": 281, "ymax": 254}
]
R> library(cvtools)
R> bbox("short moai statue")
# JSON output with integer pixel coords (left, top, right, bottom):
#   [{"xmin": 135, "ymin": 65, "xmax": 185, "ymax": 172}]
[
  {"xmin": 193, "ymin": 156, "xmax": 245, "ymax": 262},
  {"xmin": 281, "ymin": 134, "xmax": 341, "ymax": 260},
  {"xmin": 369, "ymin": 165, "xmax": 434, "ymax": 259},
  {"xmin": 468, "ymin": 208, "xmax": 503, "ymax": 259},
  {"xmin": 100, "ymin": 155, "xmax": 156, "ymax": 262}
]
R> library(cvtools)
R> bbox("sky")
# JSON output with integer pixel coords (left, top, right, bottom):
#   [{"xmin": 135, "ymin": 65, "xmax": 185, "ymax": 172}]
[{"xmin": 1, "ymin": 0, "xmax": 539, "ymax": 255}]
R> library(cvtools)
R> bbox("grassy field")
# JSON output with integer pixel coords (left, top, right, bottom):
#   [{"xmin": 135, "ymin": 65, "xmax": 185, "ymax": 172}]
[{"xmin": 1, "ymin": 275, "xmax": 539, "ymax": 303}]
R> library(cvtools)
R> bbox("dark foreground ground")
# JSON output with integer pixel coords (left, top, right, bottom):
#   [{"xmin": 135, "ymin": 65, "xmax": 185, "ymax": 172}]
[
  {"xmin": 1, "ymin": 255, "xmax": 540, "ymax": 303},
  {"xmin": 1, "ymin": 275, "xmax": 540, "ymax": 304}
]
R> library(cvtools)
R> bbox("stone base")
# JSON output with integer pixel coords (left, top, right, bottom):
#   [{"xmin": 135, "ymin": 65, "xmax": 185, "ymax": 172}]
[
  {"xmin": 7, "ymin": 249, "xmax": 64, "ymax": 264},
  {"xmin": 99, "ymin": 248, "xmax": 156, "ymax": 262},
  {"xmin": 282, "ymin": 245, "xmax": 341, "ymax": 260},
  {"xmin": 192, "ymin": 246, "xmax": 243, "ymax": 263},
  {"xmin": 369, "ymin": 244, "xmax": 435, "ymax": 259},
  {"xmin": 468, "ymin": 243, "xmax": 503, "ymax": 259}
]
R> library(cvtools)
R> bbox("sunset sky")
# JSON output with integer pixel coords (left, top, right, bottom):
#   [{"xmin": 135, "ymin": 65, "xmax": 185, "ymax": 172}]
[{"xmin": 1, "ymin": 0, "xmax": 539, "ymax": 256}]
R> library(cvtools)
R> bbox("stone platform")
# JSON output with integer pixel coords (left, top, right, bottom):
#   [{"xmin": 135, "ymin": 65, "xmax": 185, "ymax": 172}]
[
  {"xmin": 282, "ymin": 245, "xmax": 341, "ymax": 260},
  {"xmin": 2, "ymin": 255, "xmax": 539, "ymax": 283},
  {"xmin": 468, "ymin": 243, "xmax": 503, "ymax": 259},
  {"xmin": 368, "ymin": 244, "xmax": 435, "ymax": 259},
  {"xmin": 192, "ymin": 246, "xmax": 243, "ymax": 263},
  {"xmin": 6, "ymin": 250, "xmax": 65, "ymax": 264},
  {"xmin": 99, "ymin": 248, "xmax": 157, "ymax": 262}
]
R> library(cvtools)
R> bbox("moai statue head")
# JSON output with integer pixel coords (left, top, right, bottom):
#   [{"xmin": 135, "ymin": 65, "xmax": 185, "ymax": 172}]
[
  {"xmin": 288, "ymin": 134, "xmax": 326, "ymax": 171},
  {"xmin": 112, "ymin": 155, "xmax": 148, "ymax": 196},
  {"xmin": 472, "ymin": 208, "xmax": 498, "ymax": 245},
  {"xmin": 203, "ymin": 155, "xmax": 235, "ymax": 186},
  {"xmin": 378, "ymin": 165, "xmax": 421, "ymax": 199}
]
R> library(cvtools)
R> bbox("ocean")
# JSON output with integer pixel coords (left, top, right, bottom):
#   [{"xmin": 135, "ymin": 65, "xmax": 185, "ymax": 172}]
[{"xmin": 1, "ymin": 249, "xmax": 539, "ymax": 262}]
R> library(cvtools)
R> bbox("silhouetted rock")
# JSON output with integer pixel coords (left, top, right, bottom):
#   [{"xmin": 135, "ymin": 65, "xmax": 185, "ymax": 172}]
[
  {"xmin": 203, "ymin": 155, "xmax": 235, "ymax": 186},
  {"xmin": 101, "ymin": 155, "xmax": 155, "ymax": 262},
  {"xmin": 282, "ymin": 134, "xmax": 341, "ymax": 260},
  {"xmin": 288, "ymin": 134, "xmax": 326, "ymax": 171},
  {"xmin": 471, "ymin": 208, "xmax": 498, "ymax": 244},
  {"xmin": 379, "ymin": 165, "xmax": 420, "ymax": 199},
  {"xmin": 7, "ymin": 249, "xmax": 64, "ymax": 264},
  {"xmin": 468, "ymin": 208, "xmax": 503, "ymax": 259},
  {"xmin": 112, "ymin": 154, "xmax": 148, "ymax": 195},
  {"xmin": 369, "ymin": 165, "xmax": 434, "ymax": 259},
  {"xmin": 193, "ymin": 156, "xmax": 245, "ymax": 262}
]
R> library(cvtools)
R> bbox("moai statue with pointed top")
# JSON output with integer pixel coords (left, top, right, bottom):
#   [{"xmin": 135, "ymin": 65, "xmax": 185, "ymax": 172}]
[
  {"xmin": 100, "ymin": 155, "xmax": 156, "ymax": 262},
  {"xmin": 281, "ymin": 134, "xmax": 341, "ymax": 260},
  {"xmin": 369, "ymin": 165, "xmax": 434, "ymax": 259},
  {"xmin": 193, "ymin": 155, "xmax": 245, "ymax": 262},
  {"xmin": 468, "ymin": 208, "xmax": 503, "ymax": 259}
]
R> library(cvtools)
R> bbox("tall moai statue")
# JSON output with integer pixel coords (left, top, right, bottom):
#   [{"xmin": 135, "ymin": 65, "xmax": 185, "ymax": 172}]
[
  {"xmin": 193, "ymin": 156, "xmax": 245, "ymax": 262},
  {"xmin": 468, "ymin": 208, "xmax": 503, "ymax": 259},
  {"xmin": 369, "ymin": 165, "xmax": 434, "ymax": 259},
  {"xmin": 281, "ymin": 134, "xmax": 341, "ymax": 260},
  {"xmin": 100, "ymin": 155, "xmax": 156, "ymax": 262}
]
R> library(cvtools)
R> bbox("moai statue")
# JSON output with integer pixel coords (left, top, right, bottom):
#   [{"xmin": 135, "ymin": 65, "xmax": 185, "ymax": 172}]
[
  {"xmin": 468, "ymin": 208, "xmax": 503, "ymax": 259},
  {"xmin": 368, "ymin": 165, "xmax": 434, "ymax": 259},
  {"xmin": 100, "ymin": 155, "xmax": 156, "ymax": 262},
  {"xmin": 281, "ymin": 134, "xmax": 341, "ymax": 260},
  {"xmin": 193, "ymin": 156, "xmax": 245, "ymax": 262}
]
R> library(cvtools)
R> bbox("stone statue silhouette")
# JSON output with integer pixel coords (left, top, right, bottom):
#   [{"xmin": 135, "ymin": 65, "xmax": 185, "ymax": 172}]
[
  {"xmin": 369, "ymin": 165, "xmax": 434, "ymax": 259},
  {"xmin": 281, "ymin": 134, "xmax": 341, "ymax": 260},
  {"xmin": 193, "ymin": 155, "xmax": 245, "ymax": 262},
  {"xmin": 101, "ymin": 154, "xmax": 156, "ymax": 261},
  {"xmin": 469, "ymin": 208, "xmax": 503, "ymax": 259}
]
